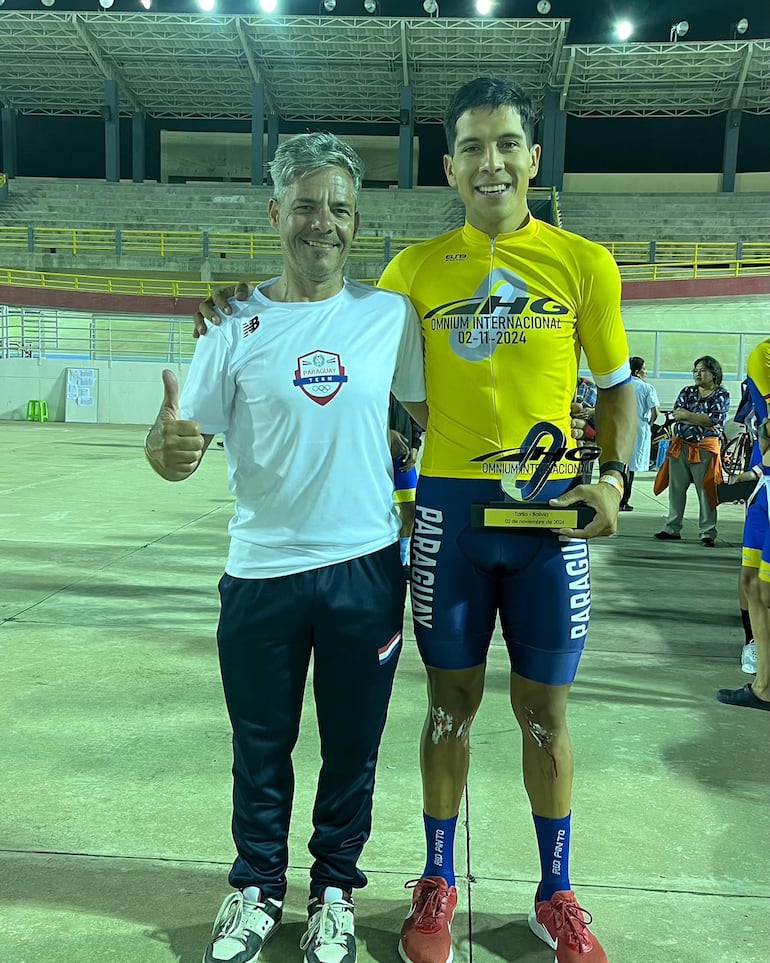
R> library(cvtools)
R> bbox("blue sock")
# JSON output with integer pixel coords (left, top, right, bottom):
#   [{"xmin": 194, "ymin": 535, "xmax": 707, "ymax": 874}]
[
  {"xmin": 422, "ymin": 813, "xmax": 457, "ymax": 885},
  {"xmin": 399, "ymin": 536, "xmax": 409, "ymax": 566},
  {"xmin": 533, "ymin": 812, "xmax": 571, "ymax": 902}
]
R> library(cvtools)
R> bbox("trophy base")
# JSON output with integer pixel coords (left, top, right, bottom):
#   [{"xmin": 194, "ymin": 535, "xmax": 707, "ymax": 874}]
[{"xmin": 471, "ymin": 502, "xmax": 596, "ymax": 530}]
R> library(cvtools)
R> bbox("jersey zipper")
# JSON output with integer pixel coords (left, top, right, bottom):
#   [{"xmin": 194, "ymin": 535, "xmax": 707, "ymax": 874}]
[{"xmin": 488, "ymin": 234, "xmax": 503, "ymax": 452}]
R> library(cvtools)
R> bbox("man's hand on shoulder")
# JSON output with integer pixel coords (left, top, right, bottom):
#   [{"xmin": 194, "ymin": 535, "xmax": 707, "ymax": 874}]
[
  {"xmin": 193, "ymin": 280, "xmax": 252, "ymax": 339},
  {"xmin": 145, "ymin": 370, "xmax": 206, "ymax": 481}
]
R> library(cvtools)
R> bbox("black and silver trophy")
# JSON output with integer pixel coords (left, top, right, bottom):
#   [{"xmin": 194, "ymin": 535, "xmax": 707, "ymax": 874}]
[{"xmin": 471, "ymin": 422, "xmax": 599, "ymax": 530}]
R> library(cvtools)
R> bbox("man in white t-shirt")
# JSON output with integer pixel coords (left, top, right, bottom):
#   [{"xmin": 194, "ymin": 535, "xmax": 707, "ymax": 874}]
[{"xmin": 145, "ymin": 133, "xmax": 427, "ymax": 963}]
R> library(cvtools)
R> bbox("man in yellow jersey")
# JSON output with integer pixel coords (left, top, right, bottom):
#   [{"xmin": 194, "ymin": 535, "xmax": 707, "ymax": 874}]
[
  {"xmin": 717, "ymin": 338, "xmax": 770, "ymax": 712},
  {"xmin": 193, "ymin": 76, "xmax": 635, "ymax": 963},
  {"xmin": 380, "ymin": 78, "xmax": 635, "ymax": 963}
]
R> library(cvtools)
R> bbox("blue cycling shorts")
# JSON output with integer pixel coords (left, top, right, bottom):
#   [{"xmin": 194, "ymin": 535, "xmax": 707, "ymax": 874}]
[
  {"xmin": 393, "ymin": 455, "xmax": 418, "ymax": 503},
  {"xmin": 409, "ymin": 476, "xmax": 591, "ymax": 686},
  {"xmin": 742, "ymin": 479, "xmax": 770, "ymax": 582}
]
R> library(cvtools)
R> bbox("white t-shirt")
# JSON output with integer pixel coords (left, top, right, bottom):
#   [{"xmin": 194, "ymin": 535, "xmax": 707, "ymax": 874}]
[{"xmin": 180, "ymin": 278, "xmax": 426, "ymax": 578}]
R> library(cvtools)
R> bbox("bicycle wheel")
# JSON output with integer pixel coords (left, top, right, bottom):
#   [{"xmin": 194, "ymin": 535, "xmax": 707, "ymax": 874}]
[
  {"xmin": 722, "ymin": 434, "xmax": 751, "ymax": 482},
  {"xmin": 737, "ymin": 431, "xmax": 755, "ymax": 473}
]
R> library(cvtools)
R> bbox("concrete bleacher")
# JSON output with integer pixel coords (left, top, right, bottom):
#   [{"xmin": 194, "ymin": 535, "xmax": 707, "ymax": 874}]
[
  {"xmin": 559, "ymin": 192, "xmax": 770, "ymax": 243},
  {"xmin": 0, "ymin": 177, "xmax": 465, "ymax": 239},
  {"xmin": 4, "ymin": 178, "xmax": 769, "ymax": 245},
  {"xmin": 3, "ymin": 178, "xmax": 768, "ymax": 281}
]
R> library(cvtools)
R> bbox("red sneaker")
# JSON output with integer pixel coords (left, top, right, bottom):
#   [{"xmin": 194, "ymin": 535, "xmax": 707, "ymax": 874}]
[
  {"xmin": 528, "ymin": 890, "xmax": 608, "ymax": 962},
  {"xmin": 398, "ymin": 876, "xmax": 458, "ymax": 963}
]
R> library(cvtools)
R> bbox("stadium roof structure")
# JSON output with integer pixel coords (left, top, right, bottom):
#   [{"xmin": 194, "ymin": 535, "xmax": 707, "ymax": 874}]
[{"xmin": 0, "ymin": 12, "xmax": 768, "ymax": 121}]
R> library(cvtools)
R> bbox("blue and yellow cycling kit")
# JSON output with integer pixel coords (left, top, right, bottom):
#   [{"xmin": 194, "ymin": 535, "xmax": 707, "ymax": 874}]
[
  {"xmin": 742, "ymin": 339, "xmax": 770, "ymax": 581},
  {"xmin": 379, "ymin": 216, "xmax": 631, "ymax": 683}
]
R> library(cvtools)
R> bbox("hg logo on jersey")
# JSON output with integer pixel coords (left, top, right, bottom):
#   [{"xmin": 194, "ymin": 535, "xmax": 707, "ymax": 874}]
[{"xmin": 293, "ymin": 350, "xmax": 348, "ymax": 406}]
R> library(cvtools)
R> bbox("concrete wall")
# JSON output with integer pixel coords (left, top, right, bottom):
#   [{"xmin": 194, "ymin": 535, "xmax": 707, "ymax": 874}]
[
  {"xmin": 161, "ymin": 131, "xmax": 420, "ymax": 185},
  {"xmin": 623, "ymin": 295, "xmax": 769, "ymax": 334},
  {"xmin": 0, "ymin": 356, "xmax": 748, "ymax": 427},
  {"xmin": 0, "ymin": 359, "xmax": 189, "ymax": 425},
  {"xmin": 562, "ymin": 172, "xmax": 770, "ymax": 193}
]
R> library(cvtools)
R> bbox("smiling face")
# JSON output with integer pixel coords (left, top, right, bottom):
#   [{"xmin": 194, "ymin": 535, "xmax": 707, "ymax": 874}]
[
  {"xmin": 268, "ymin": 166, "xmax": 359, "ymax": 297},
  {"xmin": 443, "ymin": 105, "xmax": 541, "ymax": 237}
]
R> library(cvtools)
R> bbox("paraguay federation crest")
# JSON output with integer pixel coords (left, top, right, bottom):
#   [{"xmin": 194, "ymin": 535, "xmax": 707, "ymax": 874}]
[{"xmin": 293, "ymin": 350, "xmax": 348, "ymax": 406}]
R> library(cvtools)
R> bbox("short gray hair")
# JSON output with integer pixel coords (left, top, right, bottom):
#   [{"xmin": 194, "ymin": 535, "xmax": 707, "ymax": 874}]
[{"xmin": 269, "ymin": 132, "xmax": 365, "ymax": 202}]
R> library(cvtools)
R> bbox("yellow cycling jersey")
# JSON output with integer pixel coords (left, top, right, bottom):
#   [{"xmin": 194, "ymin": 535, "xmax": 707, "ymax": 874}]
[
  {"xmin": 747, "ymin": 338, "xmax": 770, "ymax": 416},
  {"xmin": 379, "ymin": 216, "xmax": 631, "ymax": 481}
]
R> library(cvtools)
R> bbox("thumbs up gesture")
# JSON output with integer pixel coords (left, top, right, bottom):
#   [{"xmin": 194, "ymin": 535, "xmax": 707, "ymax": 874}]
[{"xmin": 144, "ymin": 370, "xmax": 205, "ymax": 481}]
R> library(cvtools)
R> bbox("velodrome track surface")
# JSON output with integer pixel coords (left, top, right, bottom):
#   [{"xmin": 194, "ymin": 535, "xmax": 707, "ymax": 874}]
[{"xmin": 1, "ymin": 421, "xmax": 768, "ymax": 963}]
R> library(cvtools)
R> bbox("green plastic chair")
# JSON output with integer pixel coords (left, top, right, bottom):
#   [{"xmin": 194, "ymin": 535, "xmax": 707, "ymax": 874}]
[{"xmin": 25, "ymin": 400, "xmax": 49, "ymax": 422}]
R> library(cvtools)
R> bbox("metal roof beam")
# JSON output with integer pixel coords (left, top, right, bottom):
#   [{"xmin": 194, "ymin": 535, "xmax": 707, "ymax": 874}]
[
  {"xmin": 400, "ymin": 20, "xmax": 410, "ymax": 89},
  {"xmin": 732, "ymin": 42, "xmax": 753, "ymax": 110},
  {"xmin": 71, "ymin": 14, "xmax": 143, "ymax": 113},
  {"xmin": 234, "ymin": 17, "xmax": 275, "ymax": 114},
  {"xmin": 548, "ymin": 19, "xmax": 568, "ymax": 88},
  {"xmin": 560, "ymin": 46, "xmax": 575, "ymax": 110}
]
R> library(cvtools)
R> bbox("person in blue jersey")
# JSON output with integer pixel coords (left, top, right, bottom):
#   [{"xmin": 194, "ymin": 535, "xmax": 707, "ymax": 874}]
[{"xmin": 718, "ymin": 338, "xmax": 770, "ymax": 711}]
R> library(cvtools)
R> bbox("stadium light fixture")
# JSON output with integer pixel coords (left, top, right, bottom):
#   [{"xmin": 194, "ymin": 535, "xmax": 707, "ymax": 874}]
[
  {"xmin": 99, "ymin": 0, "xmax": 115, "ymax": 8},
  {"xmin": 536, "ymin": 0, "xmax": 552, "ymax": 13},
  {"xmin": 475, "ymin": 0, "xmax": 492, "ymax": 15},
  {"xmin": 40, "ymin": 0, "xmax": 56, "ymax": 6},
  {"xmin": 731, "ymin": 18, "xmax": 749, "ymax": 39},
  {"xmin": 363, "ymin": 0, "xmax": 379, "ymax": 12},
  {"xmin": 423, "ymin": 0, "xmax": 439, "ymax": 15},
  {"xmin": 140, "ymin": 0, "xmax": 153, "ymax": 9},
  {"xmin": 669, "ymin": 20, "xmax": 689, "ymax": 42},
  {"xmin": 198, "ymin": 0, "xmax": 216, "ymax": 10},
  {"xmin": 321, "ymin": 0, "xmax": 337, "ymax": 10},
  {"xmin": 615, "ymin": 20, "xmax": 634, "ymax": 41},
  {"xmin": 259, "ymin": 0, "xmax": 278, "ymax": 11}
]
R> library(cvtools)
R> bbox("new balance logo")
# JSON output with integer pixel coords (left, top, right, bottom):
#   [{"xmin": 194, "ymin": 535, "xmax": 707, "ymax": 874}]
[{"xmin": 243, "ymin": 316, "xmax": 260, "ymax": 336}]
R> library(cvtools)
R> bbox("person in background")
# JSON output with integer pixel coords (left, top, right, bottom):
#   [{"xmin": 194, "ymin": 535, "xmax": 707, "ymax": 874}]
[
  {"xmin": 619, "ymin": 356, "xmax": 659, "ymax": 511},
  {"xmin": 727, "ymin": 377, "xmax": 762, "ymax": 674},
  {"xmin": 573, "ymin": 376, "xmax": 598, "ymax": 486},
  {"xmin": 718, "ymin": 338, "xmax": 770, "ymax": 711},
  {"xmin": 389, "ymin": 396, "xmax": 424, "ymax": 576},
  {"xmin": 653, "ymin": 355, "xmax": 729, "ymax": 547}
]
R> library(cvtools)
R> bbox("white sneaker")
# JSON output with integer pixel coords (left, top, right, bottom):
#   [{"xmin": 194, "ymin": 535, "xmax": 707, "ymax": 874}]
[
  {"xmin": 203, "ymin": 890, "xmax": 282, "ymax": 963},
  {"xmin": 300, "ymin": 887, "xmax": 356, "ymax": 963},
  {"xmin": 741, "ymin": 641, "xmax": 758, "ymax": 675}
]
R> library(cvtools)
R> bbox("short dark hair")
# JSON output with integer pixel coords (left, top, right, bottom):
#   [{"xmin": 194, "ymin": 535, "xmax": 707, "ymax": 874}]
[
  {"xmin": 629, "ymin": 356, "xmax": 645, "ymax": 375},
  {"xmin": 443, "ymin": 77, "xmax": 537, "ymax": 154},
  {"xmin": 694, "ymin": 355, "xmax": 723, "ymax": 386}
]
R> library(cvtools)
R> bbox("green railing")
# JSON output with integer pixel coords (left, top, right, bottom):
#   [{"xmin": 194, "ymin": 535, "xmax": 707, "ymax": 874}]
[{"xmin": 3, "ymin": 224, "xmax": 769, "ymax": 279}]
